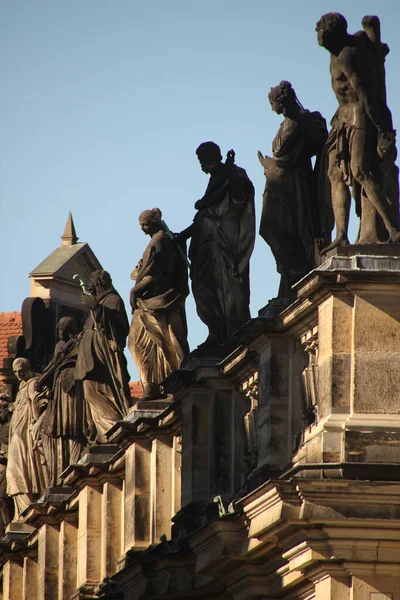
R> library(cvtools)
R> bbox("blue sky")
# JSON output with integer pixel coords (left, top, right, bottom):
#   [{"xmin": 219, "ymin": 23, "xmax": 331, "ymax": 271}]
[{"xmin": 1, "ymin": 1, "xmax": 400, "ymax": 378}]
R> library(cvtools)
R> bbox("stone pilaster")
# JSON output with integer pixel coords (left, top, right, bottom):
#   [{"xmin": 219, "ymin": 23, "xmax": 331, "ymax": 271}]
[
  {"xmin": 22, "ymin": 555, "xmax": 38, "ymax": 600},
  {"xmin": 101, "ymin": 481, "xmax": 122, "ymax": 580},
  {"xmin": 150, "ymin": 435, "xmax": 174, "ymax": 543},
  {"xmin": 58, "ymin": 519, "xmax": 77, "ymax": 600},
  {"xmin": 76, "ymin": 484, "xmax": 102, "ymax": 591},
  {"xmin": 37, "ymin": 524, "xmax": 59, "ymax": 600},
  {"xmin": 124, "ymin": 440, "xmax": 151, "ymax": 551},
  {"xmin": 3, "ymin": 561, "xmax": 23, "ymax": 600}
]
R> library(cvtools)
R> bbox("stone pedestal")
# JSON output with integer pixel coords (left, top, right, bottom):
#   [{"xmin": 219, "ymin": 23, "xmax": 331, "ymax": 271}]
[
  {"xmin": 165, "ymin": 364, "xmax": 249, "ymax": 508},
  {"xmin": 292, "ymin": 249, "xmax": 400, "ymax": 475},
  {"xmin": 229, "ymin": 246, "xmax": 400, "ymax": 484},
  {"xmin": 126, "ymin": 400, "xmax": 172, "ymax": 424},
  {"xmin": 123, "ymin": 432, "xmax": 180, "ymax": 551},
  {"xmin": 105, "ymin": 401, "xmax": 182, "ymax": 555}
]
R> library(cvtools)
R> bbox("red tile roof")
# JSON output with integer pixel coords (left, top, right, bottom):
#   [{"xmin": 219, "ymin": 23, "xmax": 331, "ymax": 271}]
[
  {"xmin": 129, "ymin": 381, "xmax": 142, "ymax": 400},
  {"xmin": 0, "ymin": 312, "xmax": 22, "ymax": 363}
]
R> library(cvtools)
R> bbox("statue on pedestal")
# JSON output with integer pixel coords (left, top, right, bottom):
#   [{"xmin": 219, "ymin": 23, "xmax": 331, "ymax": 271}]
[
  {"xmin": 74, "ymin": 270, "xmax": 131, "ymax": 443},
  {"xmin": 128, "ymin": 208, "xmax": 189, "ymax": 400},
  {"xmin": 316, "ymin": 13, "xmax": 400, "ymax": 250},
  {"xmin": 258, "ymin": 81, "xmax": 328, "ymax": 304},
  {"xmin": 6, "ymin": 358, "xmax": 47, "ymax": 520},
  {"xmin": 0, "ymin": 391, "xmax": 14, "ymax": 530},
  {"xmin": 36, "ymin": 317, "xmax": 86, "ymax": 486},
  {"xmin": 180, "ymin": 142, "xmax": 255, "ymax": 354}
]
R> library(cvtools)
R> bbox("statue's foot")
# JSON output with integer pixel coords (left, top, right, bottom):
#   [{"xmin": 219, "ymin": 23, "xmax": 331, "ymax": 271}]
[
  {"xmin": 140, "ymin": 383, "xmax": 165, "ymax": 401},
  {"xmin": 320, "ymin": 236, "xmax": 349, "ymax": 255},
  {"xmin": 191, "ymin": 335, "xmax": 235, "ymax": 359},
  {"xmin": 140, "ymin": 392, "xmax": 166, "ymax": 401},
  {"xmin": 389, "ymin": 229, "xmax": 400, "ymax": 243},
  {"xmin": 357, "ymin": 233, "xmax": 380, "ymax": 244}
]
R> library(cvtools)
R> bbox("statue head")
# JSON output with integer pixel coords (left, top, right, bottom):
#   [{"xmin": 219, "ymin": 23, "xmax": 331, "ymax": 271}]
[
  {"xmin": 316, "ymin": 13, "xmax": 348, "ymax": 51},
  {"xmin": 268, "ymin": 81, "xmax": 298, "ymax": 116},
  {"xmin": 87, "ymin": 269, "xmax": 113, "ymax": 298},
  {"xmin": 196, "ymin": 142, "xmax": 223, "ymax": 174},
  {"xmin": 139, "ymin": 208, "xmax": 163, "ymax": 236},
  {"xmin": 12, "ymin": 357, "xmax": 33, "ymax": 382},
  {"xmin": 57, "ymin": 316, "xmax": 79, "ymax": 342}
]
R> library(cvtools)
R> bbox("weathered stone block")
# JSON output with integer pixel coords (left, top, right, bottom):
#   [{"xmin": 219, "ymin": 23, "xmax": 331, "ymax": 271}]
[
  {"xmin": 77, "ymin": 485, "xmax": 102, "ymax": 589},
  {"xmin": 22, "ymin": 557, "xmax": 37, "ymax": 600},
  {"xmin": 37, "ymin": 524, "xmax": 59, "ymax": 600},
  {"xmin": 124, "ymin": 440, "xmax": 151, "ymax": 551},
  {"xmin": 101, "ymin": 481, "xmax": 122, "ymax": 579},
  {"xmin": 345, "ymin": 431, "xmax": 400, "ymax": 464},
  {"xmin": 58, "ymin": 519, "xmax": 77, "ymax": 600}
]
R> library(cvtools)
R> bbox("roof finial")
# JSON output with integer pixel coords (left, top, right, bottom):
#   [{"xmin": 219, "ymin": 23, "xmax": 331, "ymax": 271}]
[{"xmin": 61, "ymin": 212, "xmax": 78, "ymax": 246}]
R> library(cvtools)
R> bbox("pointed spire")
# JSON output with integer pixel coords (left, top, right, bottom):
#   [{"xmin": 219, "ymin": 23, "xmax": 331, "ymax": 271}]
[{"xmin": 61, "ymin": 212, "xmax": 78, "ymax": 246}]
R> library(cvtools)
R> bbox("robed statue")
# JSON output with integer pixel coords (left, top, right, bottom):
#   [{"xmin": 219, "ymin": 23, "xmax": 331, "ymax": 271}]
[
  {"xmin": 36, "ymin": 316, "xmax": 86, "ymax": 486},
  {"xmin": 180, "ymin": 142, "xmax": 255, "ymax": 354},
  {"xmin": 7, "ymin": 358, "xmax": 47, "ymax": 520},
  {"xmin": 129, "ymin": 208, "xmax": 189, "ymax": 400},
  {"xmin": 258, "ymin": 81, "xmax": 328, "ymax": 303},
  {"xmin": 0, "ymin": 391, "xmax": 13, "ymax": 530},
  {"xmin": 74, "ymin": 270, "xmax": 131, "ymax": 443}
]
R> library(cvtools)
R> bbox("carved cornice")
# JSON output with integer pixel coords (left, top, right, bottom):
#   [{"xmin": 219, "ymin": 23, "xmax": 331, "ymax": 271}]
[{"xmin": 107, "ymin": 403, "xmax": 182, "ymax": 448}]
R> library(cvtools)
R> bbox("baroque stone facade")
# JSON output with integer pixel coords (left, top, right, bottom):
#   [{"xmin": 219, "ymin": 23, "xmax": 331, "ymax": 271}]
[
  {"xmin": 2, "ymin": 244, "xmax": 400, "ymax": 599},
  {"xmin": 3, "ymin": 10, "xmax": 400, "ymax": 599}
]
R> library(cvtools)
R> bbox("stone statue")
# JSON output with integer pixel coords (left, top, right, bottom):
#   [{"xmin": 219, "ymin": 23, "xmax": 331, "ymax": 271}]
[
  {"xmin": 0, "ymin": 391, "xmax": 14, "ymax": 530},
  {"xmin": 128, "ymin": 208, "xmax": 189, "ymax": 400},
  {"xmin": 74, "ymin": 270, "xmax": 131, "ymax": 443},
  {"xmin": 258, "ymin": 81, "xmax": 328, "ymax": 303},
  {"xmin": 36, "ymin": 317, "xmax": 86, "ymax": 486},
  {"xmin": 180, "ymin": 142, "xmax": 255, "ymax": 354},
  {"xmin": 316, "ymin": 13, "xmax": 400, "ymax": 251},
  {"xmin": 6, "ymin": 358, "xmax": 47, "ymax": 520}
]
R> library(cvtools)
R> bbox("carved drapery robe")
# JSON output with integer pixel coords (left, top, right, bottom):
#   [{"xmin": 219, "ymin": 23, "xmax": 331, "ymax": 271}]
[
  {"xmin": 189, "ymin": 163, "xmax": 255, "ymax": 345},
  {"xmin": 259, "ymin": 110, "xmax": 327, "ymax": 298},
  {"xmin": 40, "ymin": 337, "xmax": 86, "ymax": 486},
  {"xmin": 0, "ymin": 402, "xmax": 12, "ymax": 530},
  {"xmin": 6, "ymin": 376, "xmax": 47, "ymax": 518},
  {"xmin": 75, "ymin": 290, "xmax": 131, "ymax": 443},
  {"xmin": 129, "ymin": 231, "xmax": 189, "ymax": 388}
]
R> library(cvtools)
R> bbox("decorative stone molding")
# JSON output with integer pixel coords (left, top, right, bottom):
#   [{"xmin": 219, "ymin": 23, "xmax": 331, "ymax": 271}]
[
  {"xmin": 299, "ymin": 326, "xmax": 319, "ymax": 426},
  {"xmin": 241, "ymin": 372, "xmax": 259, "ymax": 473}
]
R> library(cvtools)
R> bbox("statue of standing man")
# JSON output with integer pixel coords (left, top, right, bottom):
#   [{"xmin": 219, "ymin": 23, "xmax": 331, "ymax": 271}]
[
  {"xmin": 316, "ymin": 13, "xmax": 400, "ymax": 251},
  {"xmin": 36, "ymin": 316, "xmax": 86, "ymax": 486},
  {"xmin": 74, "ymin": 270, "xmax": 132, "ymax": 443},
  {"xmin": 180, "ymin": 142, "xmax": 255, "ymax": 355}
]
